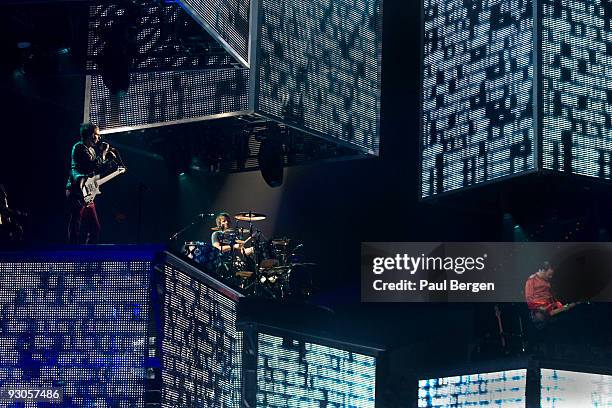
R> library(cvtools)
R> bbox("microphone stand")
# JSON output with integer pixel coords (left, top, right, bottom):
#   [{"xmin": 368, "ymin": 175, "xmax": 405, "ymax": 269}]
[
  {"xmin": 136, "ymin": 181, "xmax": 149, "ymax": 243},
  {"xmin": 168, "ymin": 213, "xmax": 214, "ymax": 242}
]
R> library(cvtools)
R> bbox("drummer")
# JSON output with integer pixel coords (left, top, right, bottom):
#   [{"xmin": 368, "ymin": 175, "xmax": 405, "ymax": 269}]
[{"xmin": 211, "ymin": 212, "xmax": 254, "ymax": 256}]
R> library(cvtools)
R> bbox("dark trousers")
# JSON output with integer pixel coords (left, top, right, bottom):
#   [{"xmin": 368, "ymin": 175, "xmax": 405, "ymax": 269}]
[{"xmin": 68, "ymin": 202, "xmax": 100, "ymax": 244}]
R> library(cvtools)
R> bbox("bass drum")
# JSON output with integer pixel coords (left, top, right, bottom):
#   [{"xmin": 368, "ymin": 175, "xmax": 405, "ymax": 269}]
[
  {"xmin": 182, "ymin": 241, "xmax": 221, "ymax": 273},
  {"xmin": 256, "ymin": 240, "xmax": 280, "ymax": 270}
]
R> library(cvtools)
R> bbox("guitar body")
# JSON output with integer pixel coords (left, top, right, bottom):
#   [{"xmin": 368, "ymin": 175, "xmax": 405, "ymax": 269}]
[
  {"xmin": 74, "ymin": 167, "xmax": 126, "ymax": 206},
  {"xmin": 81, "ymin": 175, "xmax": 102, "ymax": 204}
]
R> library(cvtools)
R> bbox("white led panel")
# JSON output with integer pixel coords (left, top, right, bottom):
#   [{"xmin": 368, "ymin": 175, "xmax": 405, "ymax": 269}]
[
  {"xmin": 542, "ymin": 0, "xmax": 612, "ymax": 179},
  {"xmin": 418, "ymin": 369, "xmax": 527, "ymax": 407},
  {"xmin": 87, "ymin": 68, "xmax": 249, "ymax": 132},
  {"xmin": 177, "ymin": 0, "xmax": 250, "ymax": 65},
  {"xmin": 160, "ymin": 264, "xmax": 242, "ymax": 408},
  {"xmin": 256, "ymin": 0, "xmax": 382, "ymax": 155},
  {"xmin": 421, "ymin": 0, "xmax": 534, "ymax": 197},
  {"xmin": 541, "ymin": 368, "xmax": 612, "ymax": 408},
  {"xmin": 257, "ymin": 333, "xmax": 377, "ymax": 408}
]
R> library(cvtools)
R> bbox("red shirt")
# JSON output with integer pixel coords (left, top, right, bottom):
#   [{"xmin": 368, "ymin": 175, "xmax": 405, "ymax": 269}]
[{"xmin": 524, "ymin": 273, "xmax": 563, "ymax": 313}]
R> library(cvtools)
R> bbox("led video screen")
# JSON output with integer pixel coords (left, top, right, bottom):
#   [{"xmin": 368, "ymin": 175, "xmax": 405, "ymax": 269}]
[
  {"xmin": 176, "ymin": 0, "xmax": 251, "ymax": 64},
  {"xmin": 541, "ymin": 0, "xmax": 612, "ymax": 179},
  {"xmin": 257, "ymin": 333, "xmax": 377, "ymax": 407},
  {"xmin": 256, "ymin": 0, "xmax": 382, "ymax": 155},
  {"xmin": 159, "ymin": 263, "xmax": 242, "ymax": 407},
  {"xmin": 0, "ymin": 258, "xmax": 152, "ymax": 406},
  {"xmin": 87, "ymin": 68, "xmax": 249, "ymax": 132},
  {"xmin": 418, "ymin": 369, "xmax": 527, "ymax": 407},
  {"xmin": 541, "ymin": 368, "xmax": 612, "ymax": 408},
  {"xmin": 421, "ymin": 0, "xmax": 534, "ymax": 197}
]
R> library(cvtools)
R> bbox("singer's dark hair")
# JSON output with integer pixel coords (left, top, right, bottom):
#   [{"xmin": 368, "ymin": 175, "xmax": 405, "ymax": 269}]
[
  {"xmin": 542, "ymin": 261, "xmax": 553, "ymax": 271},
  {"xmin": 80, "ymin": 122, "xmax": 98, "ymax": 141}
]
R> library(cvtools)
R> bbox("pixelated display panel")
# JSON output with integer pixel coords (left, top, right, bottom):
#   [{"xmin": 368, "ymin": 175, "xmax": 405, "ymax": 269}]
[
  {"xmin": 257, "ymin": 333, "xmax": 376, "ymax": 408},
  {"xmin": 86, "ymin": 2, "xmax": 235, "ymax": 72},
  {"xmin": 257, "ymin": 0, "xmax": 382, "ymax": 154},
  {"xmin": 0, "ymin": 260, "xmax": 151, "ymax": 407},
  {"xmin": 418, "ymin": 369, "xmax": 527, "ymax": 407},
  {"xmin": 88, "ymin": 68, "xmax": 249, "ymax": 131},
  {"xmin": 542, "ymin": 0, "xmax": 612, "ymax": 179},
  {"xmin": 160, "ymin": 264, "xmax": 242, "ymax": 407},
  {"xmin": 177, "ymin": 0, "xmax": 250, "ymax": 63},
  {"xmin": 421, "ymin": 0, "xmax": 534, "ymax": 197},
  {"xmin": 541, "ymin": 368, "xmax": 612, "ymax": 408}
]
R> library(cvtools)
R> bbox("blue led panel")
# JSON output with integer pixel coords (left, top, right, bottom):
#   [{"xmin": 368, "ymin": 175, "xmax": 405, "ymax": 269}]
[
  {"xmin": 421, "ymin": 0, "xmax": 534, "ymax": 197},
  {"xmin": 256, "ymin": 0, "xmax": 382, "ymax": 155},
  {"xmin": 160, "ymin": 263, "xmax": 242, "ymax": 407},
  {"xmin": 257, "ymin": 333, "xmax": 377, "ymax": 408},
  {"xmin": 87, "ymin": 68, "xmax": 249, "ymax": 132},
  {"xmin": 418, "ymin": 369, "xmax": 527, "ymax": 407},
  {"xmin": 176, "ymin": 0, "xmax": 251, "ymax": 65},
  {"xmin": 0, "ymin": 259, "xmax": 152, "ymax": 407},
  {"xmin": 541, "ymin": 0, "xmax": 612, "ymax": 179},
  {"xmin": 541, "ymin": 368, "xmax": 612, "ymax": 408}
]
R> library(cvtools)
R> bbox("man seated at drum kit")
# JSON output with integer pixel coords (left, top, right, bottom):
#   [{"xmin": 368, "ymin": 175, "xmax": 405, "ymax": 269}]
[
  {"xmin": 210, "ymin": 212, "xmax": 254, "ymax": 257},
  {"xmin": 181, "ymin": 210, "xmax": 314, "ymax": 298}
]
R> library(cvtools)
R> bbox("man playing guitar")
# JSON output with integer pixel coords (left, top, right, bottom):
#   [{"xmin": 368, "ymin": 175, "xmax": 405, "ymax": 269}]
[
  {"xmin": 66, "ymin": 123, "xmax": 120, "ymax": 244},
  {"xmin": 524, "ymin": 261, "xmax": 577, "ymax": 328},
  {"xmin": 0, "ymin": 184, "xmax": 24, "ymax": 243}
]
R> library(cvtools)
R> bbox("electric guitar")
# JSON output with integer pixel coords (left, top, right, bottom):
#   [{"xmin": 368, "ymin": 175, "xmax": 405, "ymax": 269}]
[
  {"xmin": 78, "ymin": 167, "xmax": 126, "ymax": 205},
  {"xmin": 530, "ymin": 301, "xmax": 588, "ymax": 328}
]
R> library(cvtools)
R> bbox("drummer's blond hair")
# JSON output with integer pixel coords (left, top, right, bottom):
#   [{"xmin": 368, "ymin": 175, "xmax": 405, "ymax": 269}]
[{"xmin": 215, "ymin": 212, "xmax": 231, "ymax": 228}]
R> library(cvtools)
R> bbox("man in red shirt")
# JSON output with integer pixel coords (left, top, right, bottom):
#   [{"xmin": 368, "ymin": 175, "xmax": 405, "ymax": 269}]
[{"xmin": 525, "ymin": 261, "xmax": 575, "ymax": 327}]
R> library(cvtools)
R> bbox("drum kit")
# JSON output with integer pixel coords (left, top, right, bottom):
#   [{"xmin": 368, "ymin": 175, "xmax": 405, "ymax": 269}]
[{"xmin": 179, "ymin": 211, "xmax": 314, "ymax": 299}]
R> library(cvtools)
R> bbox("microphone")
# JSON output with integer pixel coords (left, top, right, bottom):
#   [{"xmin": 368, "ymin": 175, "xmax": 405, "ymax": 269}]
[
  {"xmin": 101, "ymin": 140, "xmax": 126, "ymax": 167},
  {"xmin": 100, "ymin": 141, "xmax": 118, "ymax": 152}
]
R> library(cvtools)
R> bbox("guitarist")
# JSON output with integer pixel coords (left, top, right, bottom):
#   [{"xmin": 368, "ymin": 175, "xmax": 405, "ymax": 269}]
[
  {"xmin": 0, "ymin": 184, "xmax": 24, "ymax": 243},
  {"xmin": 66, "ymin": 123, "xmax": 116, "ymax": 244},
  {"xmin": 524, "ymin": 261, "xmax": 577, "ymax": 328}
]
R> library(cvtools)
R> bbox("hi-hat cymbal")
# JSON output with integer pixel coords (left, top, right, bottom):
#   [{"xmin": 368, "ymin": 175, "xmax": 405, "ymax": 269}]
[
  {"xmin": 271, "ymin": 237, "xmax": 291, "ymax": 246},
  {"xmin": 211, "ymin": 227, "xmax": 235, "ymax": 232},
  {"xmin": 234, "ymin": 211, "xmax": 267, "ymax": 221}
]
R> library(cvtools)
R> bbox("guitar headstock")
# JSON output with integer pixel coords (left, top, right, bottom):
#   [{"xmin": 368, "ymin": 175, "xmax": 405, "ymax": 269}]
[{"xmin": 118, "ymin": 167, "xmax": 127, "ymax": 174}]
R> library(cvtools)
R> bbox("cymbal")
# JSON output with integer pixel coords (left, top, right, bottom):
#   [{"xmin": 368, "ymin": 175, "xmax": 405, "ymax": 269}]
[
  {"xmin": 211, "ymin": 227, "xmax": 235, "ymax": 232},
  {"xmin": 268, "ymin": 262, "xmax": 317, "ymax": 271},
  {"xmin": 234, "ymin": 211, "xmax": 267, "ymax": 221},
  {"xmin": 235, "ymin": 271, "xmax": 254, "ymax": 278}
]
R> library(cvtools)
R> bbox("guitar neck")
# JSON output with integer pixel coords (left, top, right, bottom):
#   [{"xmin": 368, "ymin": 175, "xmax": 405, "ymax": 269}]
[{"xmin": 97, "ymin": 168, "xmax": 125, "ymax": 186}]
